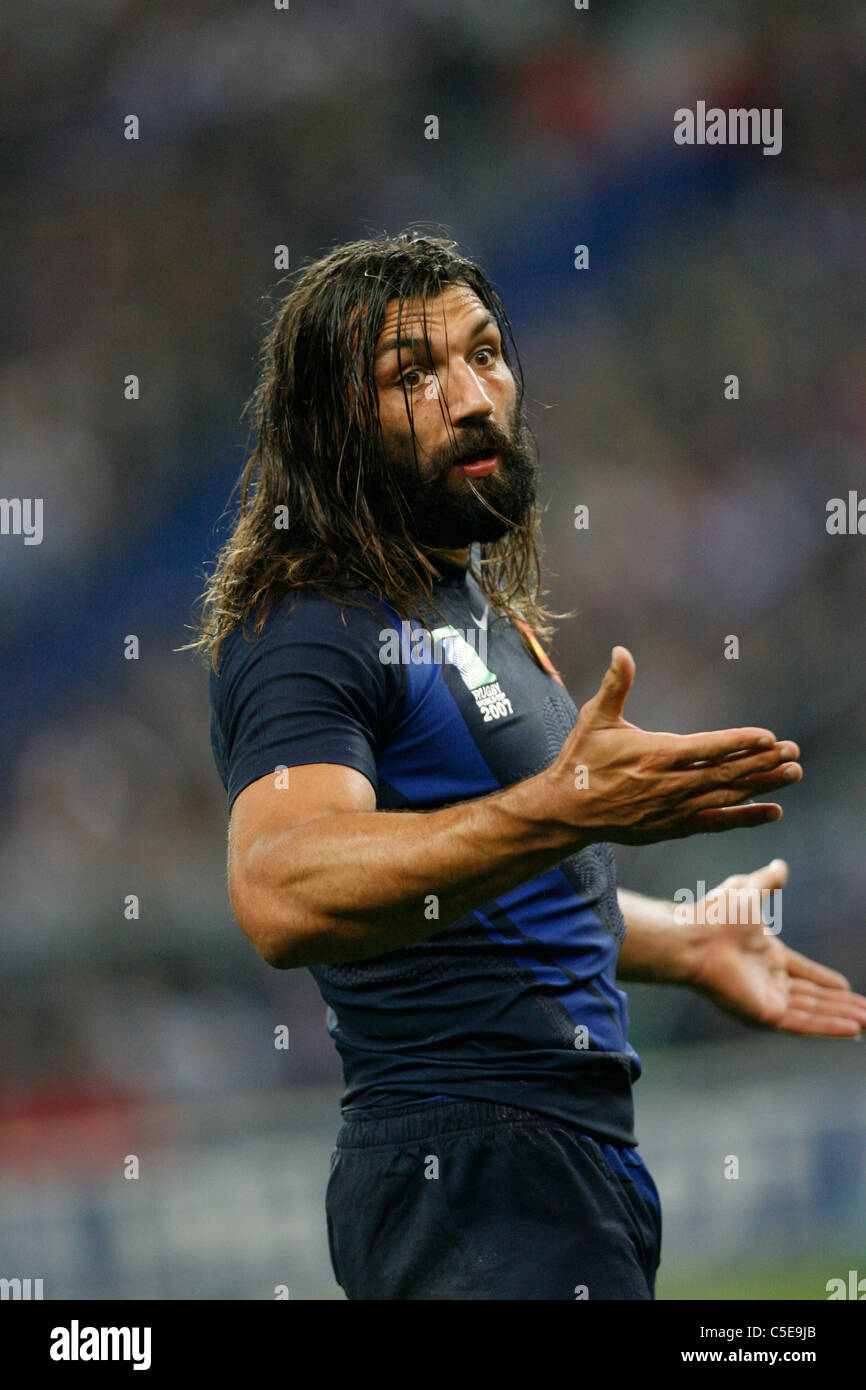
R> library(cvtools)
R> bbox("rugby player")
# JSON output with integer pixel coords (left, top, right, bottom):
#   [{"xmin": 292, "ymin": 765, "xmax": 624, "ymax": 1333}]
[{"xmin": 200, "ymin": 232, "xmax": 866, "ymax": 1299}]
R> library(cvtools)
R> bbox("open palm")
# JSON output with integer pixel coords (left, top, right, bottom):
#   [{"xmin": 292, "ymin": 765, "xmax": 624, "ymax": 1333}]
[{"xmin": 687, "ymin": 860, "xmax": 866, "ymax": 1037}]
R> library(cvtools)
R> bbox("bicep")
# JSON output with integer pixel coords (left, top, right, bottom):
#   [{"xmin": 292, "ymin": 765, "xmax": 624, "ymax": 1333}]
[{"xmin": 228, "ymin": 762, "xmax": 377, "ymax": 912}]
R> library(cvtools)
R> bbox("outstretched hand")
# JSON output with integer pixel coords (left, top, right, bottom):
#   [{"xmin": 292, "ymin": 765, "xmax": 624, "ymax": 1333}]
[
  {"xmin": 553, "ymin": 646, "xmax": 803, "ymax": 846},
  {"xmin": 685, "ymin": 859, "xmax": 866, "ymax": 1037}
]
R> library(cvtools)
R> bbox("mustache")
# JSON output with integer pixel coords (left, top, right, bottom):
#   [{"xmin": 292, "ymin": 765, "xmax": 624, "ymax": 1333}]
[{"xmin": 438, "ymin": 426, "xmax": 512, "ymax": 475}]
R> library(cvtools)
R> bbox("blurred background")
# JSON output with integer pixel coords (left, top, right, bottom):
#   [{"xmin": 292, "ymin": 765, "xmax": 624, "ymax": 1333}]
[{"xmin": 1, "ymin": 0, "xmax": 864, "ymax": 1299}]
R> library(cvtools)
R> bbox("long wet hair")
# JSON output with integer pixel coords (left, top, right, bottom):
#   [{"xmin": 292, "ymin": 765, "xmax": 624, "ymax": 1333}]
[{"xmin": 190, "ymin": 229, "xmax": 562, "ymax": 670}]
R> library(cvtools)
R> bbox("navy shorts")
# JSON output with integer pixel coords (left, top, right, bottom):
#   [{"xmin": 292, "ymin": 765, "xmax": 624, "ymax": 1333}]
[{"xmin": 325, "ymin": 1098, "xmax": 662, "ymax": 1300}]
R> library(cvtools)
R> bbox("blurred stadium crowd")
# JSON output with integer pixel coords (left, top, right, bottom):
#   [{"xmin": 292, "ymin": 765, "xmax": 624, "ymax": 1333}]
[{"xmin": 1, "ymin": 0, "xmax": 864, "ymax": 1162}]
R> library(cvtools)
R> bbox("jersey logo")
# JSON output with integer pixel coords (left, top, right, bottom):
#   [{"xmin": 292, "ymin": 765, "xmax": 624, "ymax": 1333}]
[
  {"xmin": 470, "ymin": 679, "xmax": 514, "ymax": 722},
  {"xmin": 470, "ymin": 603, "xmax": 489, "ymax": 632},
  {"xmin": 429, "ymin": 624, "xmax": 514, "ymax": 721}
]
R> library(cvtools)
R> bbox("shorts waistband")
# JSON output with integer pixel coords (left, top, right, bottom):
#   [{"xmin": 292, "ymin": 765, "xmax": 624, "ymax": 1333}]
[{"xmin": 336, "ymin": 1097, "xmax": 622, "ymax": 1149}]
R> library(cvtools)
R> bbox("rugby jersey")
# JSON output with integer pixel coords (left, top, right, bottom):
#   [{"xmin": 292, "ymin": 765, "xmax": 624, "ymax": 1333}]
[{"xmin": 210, "ymin": 555, "xmax": 642, "ymax": 1145}]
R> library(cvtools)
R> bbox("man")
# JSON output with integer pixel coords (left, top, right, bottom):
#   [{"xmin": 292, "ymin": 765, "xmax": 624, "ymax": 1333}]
[{"xmin": 200, "ymin": 232, "xmax": 865, "ymax": 1299}]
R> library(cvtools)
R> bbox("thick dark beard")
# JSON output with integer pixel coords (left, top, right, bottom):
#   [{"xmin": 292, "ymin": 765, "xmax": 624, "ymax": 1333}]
[{"xmin": 376, "ymin": 404, "xmax": 539, "ymax": 549}]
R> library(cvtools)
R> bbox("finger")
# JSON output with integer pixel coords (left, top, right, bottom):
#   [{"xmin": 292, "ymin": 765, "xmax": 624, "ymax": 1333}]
[
  {"xmin": 706, "ymin": 765, "xmax": 802, "ymax": 796},
  {"xmin": 700, "ymin": 741, "xmax": 801, "ymax": 768},
  {"xmin": 682, "ymin": 744, "xmax": 800, "ymax": 782},
  {"xmin": 592, "ymin": 646, "xmax": 635, "ymax": 723},
  {"xmin": 773, "ymin": 1008, "xmax": 862, "ymax": 1038},
  {"xmin": 661, "ymin": 804, "xmax": 783, "ymax": 838},
  {"xmin": 784, "ymin": 950, "xmax": 857, "ymax": 991},
  {"xmin": 744, "ymin": 858, "xmax": 790, "ymax": 894},
  {"xmin": 648, "ymin": 767, "xmax": 797, "ymax": 818},
  {"xmin": 667, "ymin": 727, "xmax": 778, "ymax": 766},
  {"xmin": 671, "ymin": 780, "xmax": 791, "ymax": 814},
  {"xmin": 713, "ymin": 873, "xmax": 749, "ymax": 892},
  {"xmin": 675, "ymin": 756, "xmax": 800, "ymax": 800},
  {"xmin": 787, "ymin": 980, "xmax": 866, "ymax": 1022}
]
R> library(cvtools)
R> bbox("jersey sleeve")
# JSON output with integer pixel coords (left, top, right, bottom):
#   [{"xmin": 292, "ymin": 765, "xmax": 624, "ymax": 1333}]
[{"xmin": 209, "ymin": 592, "xmax": 403, "ymax": 810}]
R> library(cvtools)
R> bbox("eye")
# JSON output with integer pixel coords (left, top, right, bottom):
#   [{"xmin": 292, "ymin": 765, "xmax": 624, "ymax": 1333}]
[
  {"xmin": 398, "ymin": 367, "xmax": 426, "ymax": 389},
  {"xmin": 474, "ymin": 345, "xmax": 499, "ymax": 366}
]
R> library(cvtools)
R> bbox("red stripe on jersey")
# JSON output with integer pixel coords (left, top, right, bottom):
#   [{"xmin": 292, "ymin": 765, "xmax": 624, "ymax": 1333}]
[{"xmin": 515, "ymin": 619, "xmax": 564, "ymax": 684}]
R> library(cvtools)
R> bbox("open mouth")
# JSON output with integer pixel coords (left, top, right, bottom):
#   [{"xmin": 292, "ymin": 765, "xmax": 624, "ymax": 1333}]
[{"xmin": 453, "ymin": 451, "xmax": 499, "ymax": 477}]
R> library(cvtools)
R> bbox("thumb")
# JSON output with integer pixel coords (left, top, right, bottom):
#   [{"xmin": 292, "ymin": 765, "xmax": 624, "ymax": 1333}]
[
  {"xmin": 593, "ymin": 646, "xmax": 635, "ymax": 722},
  {"xmin": 747, "ymin": 858, "xmax": 789, "ymax": 894}
]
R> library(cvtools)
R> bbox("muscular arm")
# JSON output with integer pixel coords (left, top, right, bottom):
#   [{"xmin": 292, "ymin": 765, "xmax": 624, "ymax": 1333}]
[
  {"xmin": 232, "ymin": 766, "xmax": 584, "ymax": 969},
  {"xmin": 228, "ymin": 647, "xmax": 801, "ymax": 970}
]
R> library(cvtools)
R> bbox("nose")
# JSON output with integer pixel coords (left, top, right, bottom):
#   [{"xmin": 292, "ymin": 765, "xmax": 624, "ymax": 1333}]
[{"xmin": 443, "ymin": 359, "xmax": 495, "ymax": 424}]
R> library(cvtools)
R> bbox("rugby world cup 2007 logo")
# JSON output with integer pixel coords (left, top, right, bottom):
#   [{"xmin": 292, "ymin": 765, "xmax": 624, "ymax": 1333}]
[
  {"xmin": 429, "ymin": 625, "xmax": 514, "ymax": 722},
  {"xmin": 378, "ymin": 618, "xmax": 515, "ymax": 721}
]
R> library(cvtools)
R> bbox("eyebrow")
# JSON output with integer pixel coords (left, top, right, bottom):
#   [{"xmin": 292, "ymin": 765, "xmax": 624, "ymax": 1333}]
[{"xmin": 374, "ymin": 309, "xmax": 499, "ymax": 362}]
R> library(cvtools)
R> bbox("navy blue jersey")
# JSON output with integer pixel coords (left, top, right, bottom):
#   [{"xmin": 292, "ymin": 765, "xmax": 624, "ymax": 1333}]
[{"xmin": 210, "ymin": 556, "xmax": 642, "ymax": 1145}]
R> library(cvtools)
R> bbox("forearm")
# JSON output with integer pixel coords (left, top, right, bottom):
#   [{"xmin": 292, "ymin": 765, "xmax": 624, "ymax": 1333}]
[
  {"xmin": 243, "ymin": 771, "xmax": 585, "ymax": 968},
  {"xmin": 616, "ymin": 887, "xmax": 704, "ymax": 985}
]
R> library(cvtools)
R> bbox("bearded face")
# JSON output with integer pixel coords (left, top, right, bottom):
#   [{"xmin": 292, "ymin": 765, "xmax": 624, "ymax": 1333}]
[{"xmin": 371, "ymin": 283, "xmax": 538, "ymax": 550}]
